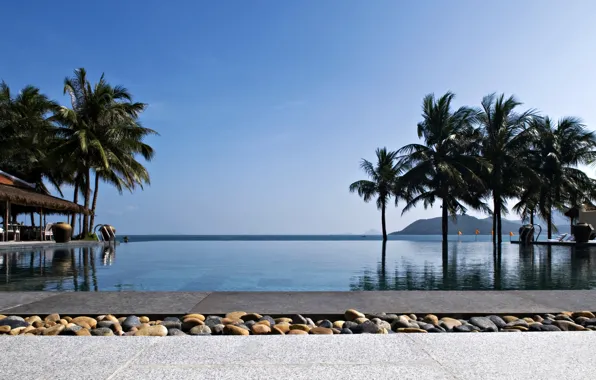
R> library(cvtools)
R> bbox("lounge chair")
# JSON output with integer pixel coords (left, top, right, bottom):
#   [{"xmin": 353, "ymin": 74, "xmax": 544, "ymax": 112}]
[
  {"xmin": 547, "ymin": 233, "xmax": 568, "ymax": 242},
  {"xmin": 43, "ymin": 223, "xmax": 54, "ymax": 241}
]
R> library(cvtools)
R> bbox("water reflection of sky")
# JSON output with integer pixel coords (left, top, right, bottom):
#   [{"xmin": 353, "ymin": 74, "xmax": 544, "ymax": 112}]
[{"xmin": 0, "ymin": 240, "xmax": 595, "ymax": 291}]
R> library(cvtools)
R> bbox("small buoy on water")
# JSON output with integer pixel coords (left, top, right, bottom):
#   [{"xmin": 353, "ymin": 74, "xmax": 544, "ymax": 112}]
[{"xmin": 123, "ymin": 236, "xmax": 129, "ymax": 243}]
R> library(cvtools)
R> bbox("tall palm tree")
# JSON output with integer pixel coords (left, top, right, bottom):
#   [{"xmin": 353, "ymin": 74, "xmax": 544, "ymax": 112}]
[
  {"xmin": 529, "ymin": 116, "xmax": 596, "ymax": 238},
  {"xmin": 397, "ymin": 92, "xmax": 488, "ymax": 249},
  {"xmin": 477, "ymin": 93, "xmax": 536, "ymax": 246},
  {"xmin": 56, "ymin": 68, "xmax": 156, "ymax": 235},
  {"xmin": 349, "ymin": 148, "xmax": 403, "ymax": 241}
]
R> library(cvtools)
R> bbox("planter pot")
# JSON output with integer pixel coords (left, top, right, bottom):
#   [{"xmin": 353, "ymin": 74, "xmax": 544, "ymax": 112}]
[
  {"xmin": 573, "ymin": 223, "xmax": 594, "ymax": 243},
  {"xmin": 52, "ymin": 222, "xmax": 72, "ymax": 243}
]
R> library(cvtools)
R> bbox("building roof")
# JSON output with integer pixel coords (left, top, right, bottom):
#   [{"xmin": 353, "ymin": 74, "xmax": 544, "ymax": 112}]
[{"xmin": 0, "ymin": 171, "xmax": 88, "ymax": 215}]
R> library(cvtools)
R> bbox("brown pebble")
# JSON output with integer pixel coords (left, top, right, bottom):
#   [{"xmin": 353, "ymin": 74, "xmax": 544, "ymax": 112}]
[
  {"xmin": 251, "ymin": 324, "xmax": 271, "ymax": 335},
  {"xmin": 33, "ymin": 321, "xmax": 43, "ymax": 328},
  {"xmin": 225, "ymin": 311, "xmax": 247, "ymax": 320},
  {"xmin": 42, "ymin": 325, "xmax": 65, "ymax": 336},
  {"xmin": 59, "ymin": 319, "xmax": 68, "ymax": 326},
  {"xmin": 275, "ymin": 318, "xmax": 292, "ymax": 324},
  {"xmin": 288, "ymin": 329, "xmax": 308, "ymax": 335},
  {"xmin": 289, "ymin": 324, "xmax": 310, "ymax": 332},
  {"xmin": 9, "ymin": 327, "xmax": 26, "ymax": 336},
  {"xmin": 223, "ymin": 325, "xmax": 249, "ymax": 336},
  {"xmin": 222, "ymin": 317, "xmax": 243, "ymax": 325},
  {"xmin": 22, "ymin": 326, "xmax": 36, "ymax": 334},
  {"xmin": 397, "ymin": 328, "xmax": 428, "ymax": 333},
  {"xmin": 275, "ymin": 322, "xmax": 291, "ymax": 333},
  {"xmin": 71, "ymin": 316, "xmax": 97, "ymax": 329},
  {"xmin": 25, "ymin": 316, "xmax": 41, "ymax": 324},
  {"xmin": 0, "ymin": 315, "xmax": 6, "ymax": 320},
  {"xmin": 63, "ymin": 316, "xmax": 72, "ymax": 323},
  {"xmin": 271, "ymin": 326, "xmax": 286, "ymax": 335},
  {"xmin": 44, "ymin": 313, "xmax": 60, "ymax": 323},
  {"xmin": 139, "ymin": 316, "xmax": 150, "ymax": 323},
  {"xmin": 310, "ymin": 327, "xmax": 333, "ymax": 335},
  {"xmin": 256, "ymin": 320, "xmax": 271, "ymax": 327},
  {"xmin": 0, "ymin": 326, "xmax": 11, "ymax": 334},
  {"xmin": 75, "ymin": 328, "xmax": 91, "ymax": 336},
  {"xmin": 354, "ymin": 317, "xmax": 368, "ymax": 324},
  {"xmin": 182, "ymin": 314, "xmax": 205, "ymax": 322}
]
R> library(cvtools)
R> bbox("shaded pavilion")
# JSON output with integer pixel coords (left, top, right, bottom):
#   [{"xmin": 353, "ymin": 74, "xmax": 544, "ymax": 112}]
[{"xmin": 0, "ymin": 170, "xmax": 88, "ymax": 241}]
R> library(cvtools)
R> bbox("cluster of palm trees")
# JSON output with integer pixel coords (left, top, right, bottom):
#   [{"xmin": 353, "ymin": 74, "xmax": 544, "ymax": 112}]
[
  {"xmin": 0, "ymin": 68, "xmax": 157, "ymax": 238},
  {"xmin": 350, "ymin": 92, "xmax": 596, "ymax": 247}
]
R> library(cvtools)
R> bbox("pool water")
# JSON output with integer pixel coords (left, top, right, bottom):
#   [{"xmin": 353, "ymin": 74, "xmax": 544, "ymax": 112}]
[{"xmin": 1, "ymin": 237, "xmax": 595, "ymax": 291}]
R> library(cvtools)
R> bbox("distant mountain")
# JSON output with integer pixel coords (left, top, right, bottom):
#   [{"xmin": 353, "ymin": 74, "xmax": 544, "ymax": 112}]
[
  {"xmin": 390, "ymin": 214, "xmax": 571, "ymax": 235},
  {"xmin": 363, "ymin": 229, "xmax": 381, "ymax": 235}
]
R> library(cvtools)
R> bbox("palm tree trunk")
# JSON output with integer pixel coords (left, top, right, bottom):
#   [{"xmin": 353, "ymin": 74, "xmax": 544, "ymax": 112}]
[
  {"xmin": 71, "ymin": 180, "xmax": 79, "ymax": 230},
  {"xmin": 492, "ymin": 196, "xmax": 498, "ymax": 246},
  {"xmin": 381, "ymin": 202, "xmax": 387, "ymax": 242},
  {"xmin": 547, "ymin": 209, "xmax": 552, "ymax": 239},
  {"xmin": 89, "ymin": 172, "xmax": 100, "ymax": 233},
  {"xmin": 497, "ymin": 207, "xmax": 503, "ymax": 245},
  {"xmin": 530, "ymin": 211, "xmax": 534, "ymax": 225},
  {"xmin": 30, "ymin": 213, "xmax": 35, "ymax": 228},
  {"xmin": 441, "ymin": 198, "xmax": 448, "ymax": 248},
  {"xmin": 82, "ymin": 168, "xmax": 91, "ymax": 235}
]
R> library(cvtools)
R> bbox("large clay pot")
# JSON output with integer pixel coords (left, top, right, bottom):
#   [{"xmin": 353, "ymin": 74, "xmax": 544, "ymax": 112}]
[
  {"xmin": 52, "ymin": 222, "xmax": 72, "ymax": 243},
  {"xmin": 573, "ymin": 223, "xmax": 594, "ymax": 243}
]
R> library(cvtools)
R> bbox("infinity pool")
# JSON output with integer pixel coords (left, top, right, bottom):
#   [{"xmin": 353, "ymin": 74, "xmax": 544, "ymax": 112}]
[{"xmin": 0, "ymin": 238, "xmax": 595, "ymax": 291}]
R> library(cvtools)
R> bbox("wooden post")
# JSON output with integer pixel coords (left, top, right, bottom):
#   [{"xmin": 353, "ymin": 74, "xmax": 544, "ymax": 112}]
[{"xmin": 39, "ymin": 209, "xmax": 43, "ymax": 241}]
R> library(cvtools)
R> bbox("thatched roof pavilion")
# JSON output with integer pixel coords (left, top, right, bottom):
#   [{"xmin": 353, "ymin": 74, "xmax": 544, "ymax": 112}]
[{"xmin": 0, "ymin": 170, "xmax": 88, "ymax": 241}]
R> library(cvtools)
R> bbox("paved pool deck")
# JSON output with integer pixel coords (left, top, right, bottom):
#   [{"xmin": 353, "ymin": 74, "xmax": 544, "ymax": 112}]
[
  {"xmin": 1, "ymin": 333, "xmax": 594, "ymax": 379},
  {"xmin": 1, "ymin": 290, "xmax": 595, "ymax": 316},
  {"xmin": 0, "ymin": 240, "xmax": 110, "ymax": 251}
]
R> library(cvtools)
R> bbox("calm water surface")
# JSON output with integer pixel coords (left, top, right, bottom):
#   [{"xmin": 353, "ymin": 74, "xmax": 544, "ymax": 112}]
[{"xmin": 0, "ymin": 235, "xmax": 595, "ymax": 291}]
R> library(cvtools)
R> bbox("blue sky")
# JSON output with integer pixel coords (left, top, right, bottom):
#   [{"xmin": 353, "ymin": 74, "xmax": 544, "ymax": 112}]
[{"xmin": 1, "ymin": 0, "xmax": 595, "ymax": 234}]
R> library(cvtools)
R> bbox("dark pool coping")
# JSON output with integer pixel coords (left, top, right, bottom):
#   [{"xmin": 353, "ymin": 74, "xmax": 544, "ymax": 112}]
[
  {"xmin": 0, "ymin": 290, "xmax": 595, "ymax": 316},
  {"xmin": 0, "ymin": 240, "xmax": 111, "ymax": 251}
]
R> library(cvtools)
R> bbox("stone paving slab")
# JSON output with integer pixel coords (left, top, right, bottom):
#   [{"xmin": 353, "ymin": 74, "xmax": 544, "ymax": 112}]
[
  {"xmin": 0, "ymin": 292, "xmax": 210, "ymax": 315},
  {"xmin": 0, "ymin": 334, "xmax": 594, "ymax": 379},
  {"xmin": 190, "ymin": 290, "xmax": 586, "ymax": 315},
  {"xmin": 1, "ymin": 290, "xmax": 596, "ymax": 316},
  {"xmin": 0, "ymin": 240, "xmax": 108, "ymax": 251}
]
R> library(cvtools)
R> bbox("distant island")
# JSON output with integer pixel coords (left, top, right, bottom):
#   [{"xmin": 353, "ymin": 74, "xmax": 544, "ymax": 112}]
[{"xmin": 390, "ymin": 214, "xmax": 570, "ymax": 235}]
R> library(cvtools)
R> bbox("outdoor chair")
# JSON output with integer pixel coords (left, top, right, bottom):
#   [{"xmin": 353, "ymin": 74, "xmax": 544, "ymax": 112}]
[{"xmin": 43, "ymin": 223, "xmax": 54, "ymax": 241}]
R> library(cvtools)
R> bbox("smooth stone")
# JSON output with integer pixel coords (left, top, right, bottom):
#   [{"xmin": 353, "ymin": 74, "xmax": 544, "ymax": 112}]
[
  {"xmin": 574, "ymin": 316, "xmax": 590, "ymax": 325},
  {"xmin": 333, "ymin": 320, "xmax": 345, "ymax": 329},
  {"xmin": 44, "ymin": 314, "xmax": 60, "ymax": 323},
  {"xmin": 487, "ymin": 315, "xmax": 507, "ymax": 328},
  {"xmin": 134, "ymin": 325, "xmax": 168, "ymax": 337},
  {"xmin": 21, "ymin": 326, "xmax": 35, "ymax": 335},
  {"xmin": 168, "ymin": 328, "xmax": 187, "ymax": 336},
  {"xmin": 251, "ymin": 324, "xmax": 271, "ymax": 335},
  {"xmin": 271, "ymin": 326, "xmax": 285, "ymax": 335},
  {"xmin": 439, "ymin": 317, "xmax": 461, "ymax": 331},
  {"xmin": 275, "ymin": 322, "xmax": 291, "ymax": 333},
  {"xmin": 454, "ymin": 325, "xmax": 476, "ymax": 333},
  {"xmin": 290, "ymin": 314, "xmax": 308, "ymax": 325},
  {"xmin": 121, "ymin": 316, "xmax": 141, "ymax": 332},
  {"xmin": 275, "ymin": 318, "xmax": 292, "ymax": 324},
  {"xmin": 502, "ymin": 316, "xmax": 519, "ymax": 323},
  {"xmin": 317, "ymin": 320, "xmax": 333, "ymax": 329},
  {"xmin": 391, "ymin": 316, "xmax": 411, "ymax": 330},
  {"xmin": 161, "ymin": 320, "xmax": 182, "ymax": 330},
  {"xmin": 583, "ymin": 318, "xmax": 596, "ymax": 326},
  {"xmin": 529, "ymin": 323, "xmax": 543, "ymax": 331},
  {"xmin": 290, "ymin": 324, "xmax": 310, "ymax": 332},
  {"xmin": 523, "ymin": 317, "xmax": 535, "ymax": 324},
  {"xmin": 32, "ymin": 321, "xmax": 44, "ymax": 328},
  {"xmin": 258, "ymin": 316, "xmax": 276, "ymax": 326},
  {"xmin": 9, "ymin": 327, "xmax": 26, "ymax": 335},
  {"xmin": 588, "ymin": 326, "xmax": 596, "ymax": 331},
  {"xmin": 506, "ymin": 320, "xmax": 529, "ymax": 329},
  {"xmin": 409, "ymin": 314, "xmax": 417, "ymax": 321},
  {"xmin": 331, "ymin": 328, "xmax": 341, "ymax": 334},
  {"xmin": 42, "ymin": 325, "xmax": 65, "ymax": 336},
  {"xmin": 211, "ymin": 324, "xmax": 225, "ymax": 335},
  {"xmin": 545, "ymin": 314, "xmax": 556, "ymax": 320},
  {"xmin": 397, "ymin": 328, "xmax": 427, "ymax": 333},
  {"xmin": 221, "ymin": 318, "xmax": 244, "ymax": 325},
  {"xmin": 555, "ymin": 315, "xmax": 574, "ymax": 322},
  {"xmin": 182, "ymin": 314, "xmax": 205, "ymax": 322},
  {"xmin": 0, "ymin": 319, "xmax": 29, "ymax": 329},
  {"xmin": 189, "ymin": 325, "xmax": 212, "ymax": 335},
  {"xmin": 244, "ymin": 321, "xmax": 256, "ymax": 330},
  {"xmin": 427, "ymin": 327, "xmax": 444, "ymax": 333},
  {"xmin": 0, "ymin": 315, "xmax": 5, "ymax": 320},
  {"xmin": 242, "ymin": 313, "xmax": 262, "ymax": 322},
  {"xmin": 340, "ymin": 328, "xmax": 353, "ymax": 334},
  {"xmin": 181, "ymin": 318, "xmax": 204, "ymax": 331},
  {"xmin": 572, "ymin": 311, "xmax": 595, "ymax": 319},
  {"xmin": 224, "ymin": 325, "xmax": 249, "ymax": 336},
  {"xmin": 71, "ymin": 316, "xmax": 97, "ymax": 329},
  {"xmin": 416, "ymin": 322, "xmax": 435, "ymax": 331},
  {"xmin": 533, "ymin": 315, "xmax": 544, "ymax": 323},
  {"xmin": 139, "ymin": 316, "xmax": 150, "ymax": 323},
  {"xmin": 97, "ymin": 321, "xmax": 116, "ymax": 329},
  {"xmin": 469, "ymin": 316, "xmax": 498, "ymax": 332},
  {"xmin": 503, "ymin": 325, "xmax": 528, "ymax": 331},
  {"xmin": 344, "ymin": 321, "xmax": 357, "ymax": 330},
  {"xmin": 91, "ymin": 327, "xmax": 114, "ymax": 336},
  {"xmin": 288, "ymin": 330, "xmax": 308, "ymax": 335},
  {"xmin": 423, "ymin": 314, "xmax": 439, "ymax": 326},
  {"xmin": 0, "ymin": 326, "xmax": 11, "ymax": 333},
  {"xmin": 541, "ymin": 318, "xmax": 553, "ymax": 325},
  {"xmin": 204, "ymin": 316, "xmax": 223, "ymax": 327},
  {"xmin": 26, "ymin": 316, "xmax": 42, "ymax": 324},
  {"xmin": 225, "ymin": 311, "xmax": 247, "ymax": 320},
  {"xmin": 553, "ymin": 320, "xmax": 587, "ymax": 331},
  {"xmin": 344, "ymin": 309, "xmax": 365, "ymax": 321},
  {"xmin": 350, "ymin": 320, "xmax": 380, "ymax": 334},
  {"xmin": 377, "ymin": 321, "xmax": 392, "ymax": 330},
  {"xmin": 235, "ymin": 324, "xmax": 250, "ymax": 331},
  {"xmin": 501, "ymin": 328, "xmax": 522, "ymax": 332},
  {"xmin": 75, "ymin": 329, "xmax": 91, "ymax": 336},
  {"xmin": 310, "ymin": 327, "xmax": 333, "ymax": 335},
  {"xmin": 354, "ymin": 317, "xmax": 369, "ymax": 324},
  {"xmin": 255, "ymin": 320, "xmax": 270, "ymax": 327}
]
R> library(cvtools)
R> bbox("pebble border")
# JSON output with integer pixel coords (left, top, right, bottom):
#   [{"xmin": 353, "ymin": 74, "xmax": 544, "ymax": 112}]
[{"xmin": 1, "ymin": 310, "xmax": 595, "ymax": 336}]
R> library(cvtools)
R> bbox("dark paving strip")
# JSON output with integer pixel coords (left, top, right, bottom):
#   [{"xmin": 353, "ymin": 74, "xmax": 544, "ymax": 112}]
[
  {"xmin": 191, "ymin": 290, "xmax": 587, "ymax": 315},
  {"xmin": 1, "ymin": 290, "xmax": 596, "ymax": 316},
  {"xmin": 0, "ymin": 292, "xmax": 211, "ymax": 315},
  {"xmin": 0, "ymin": 292, "xmax": 58, "ymax": 311}
]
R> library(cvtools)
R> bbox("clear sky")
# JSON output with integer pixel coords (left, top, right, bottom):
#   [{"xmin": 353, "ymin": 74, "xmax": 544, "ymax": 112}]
[{"xmin": 1, "ymin": 0, "xmax": 595, "ymax": 234}]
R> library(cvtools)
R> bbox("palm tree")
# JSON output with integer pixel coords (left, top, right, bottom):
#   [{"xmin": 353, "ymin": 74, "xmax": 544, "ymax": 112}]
[
  {"xmin": 349, "ymin": 148, "xmax": 402, "ymax": 241},
  {"xmin": 56, "ymin": 68, "xmax": 156, "ymax": 235},
  {"xmin": 529, "ymin": 116, "xmax": 596, "ymax": 238},
  {"xmin": 477, "ymin": 93, "xmax": 536, "ymax": 246},
  {"xmin": 397, "ymin": 92, "xmax": 488, "ymax": 249}
]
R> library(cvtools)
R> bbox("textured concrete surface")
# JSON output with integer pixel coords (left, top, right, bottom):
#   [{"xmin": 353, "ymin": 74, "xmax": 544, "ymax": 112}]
[
  {"xmin": 0, "ymin": 240, "xmax": 108, "ymax": 251},
  {"xmin": 1, "ymin": 290, "xmax": 596, "ymax": 315},
  {"xmin": 0, "ymin": 334, "xmax": 594, "ymax": 379}
]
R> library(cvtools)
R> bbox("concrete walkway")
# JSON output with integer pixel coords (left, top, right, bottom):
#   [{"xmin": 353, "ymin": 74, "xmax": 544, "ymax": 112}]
[
  {"xmin": 0, "ymin": 333, "xmax": 593, "ymax": 379},
  {"xmin": 1, "ymin": 290, "xmax": 596, "ymax": 315}
]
